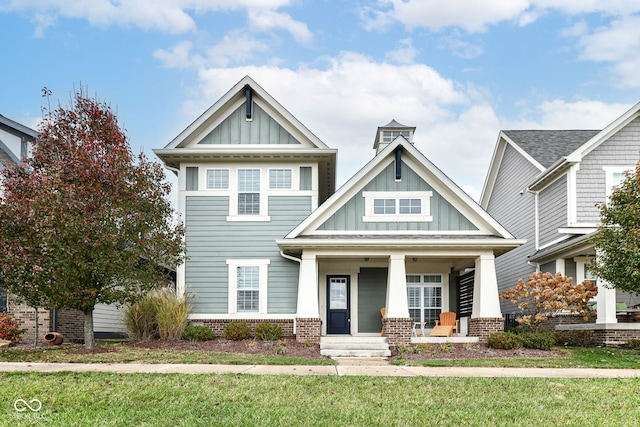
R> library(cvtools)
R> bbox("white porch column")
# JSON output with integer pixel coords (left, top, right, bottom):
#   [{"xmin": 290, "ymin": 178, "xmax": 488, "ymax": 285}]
[
  {"xmin": 386, "ymin": 254, "xmax": 409, "ymax": 318},
  {"xmin": 296, "ymin": 253, "xmax": 319, "ymax": 318},
  {"xmin": 596, "ymin": 280, "xmax": 617, "ymax": 324},
  {"xmin": 471, "ymin": 253, "xmax": 503, "ymax": 318}
]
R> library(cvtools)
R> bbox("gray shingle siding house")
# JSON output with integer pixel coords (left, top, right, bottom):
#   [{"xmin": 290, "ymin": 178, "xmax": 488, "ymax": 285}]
[
  {"xmin": 481, "ymin": 104, "xmax": 640, "ymax": 344},
  {"xmin": 155, "ymin": 76, "xmax": 524, "ymax": 348}
]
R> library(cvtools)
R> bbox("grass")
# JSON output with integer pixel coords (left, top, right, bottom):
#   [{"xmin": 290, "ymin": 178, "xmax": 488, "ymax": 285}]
[
  {"xmin": 393, "ymin": 347, "xmax": 640, "ymax": 369},
  {"xmin": 2, "ymin": 372, "xmax": 639, "ymax": 426},
  {"xmin": 0, "ymin": 341, "xmax": 335, "ymax": 366}
]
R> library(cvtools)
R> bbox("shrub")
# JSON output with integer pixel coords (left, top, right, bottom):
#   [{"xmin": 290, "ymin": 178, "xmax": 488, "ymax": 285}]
[
  {"xmin": 554, "ymin": 330, "xmax": 595, "ymax": 347},
  {"xmin": 123, "ymin": 287, "xmax": 191, "ymax": 341},
  {"xmin": 153, "ymin": 288, "xmax": 191, "ymax": 340},
  {"xmin": 487, "ymin": 332, "xmax": 522, "ymax": 349},
  {"xmin": 0, "ymin": 313, "xmax": 26, "ymax": 343},
  {"xmin": 520, "ymin": 331, "xmax": 555, "ymax": 350},
  {"xmin": 626, "ymin": 339, "xmax": 640, "ymax": 350},
  {"xmin": 223, "ymin": 322, "xmax": 251, "ymax": 340},
  {"xmin": 181, "ymin": 325, "xmax": 214, "ymax": 341},
  {"xmin": 254, "ymin": 322, "xmax": 283, "ymax": 341},
  {"xmin": 123, "ymin": 295, "xmax": 158, "ymax": 341}
]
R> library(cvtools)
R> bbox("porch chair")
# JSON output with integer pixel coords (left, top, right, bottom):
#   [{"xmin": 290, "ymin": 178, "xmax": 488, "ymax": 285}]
[
  {"xmin": 412, "ymin": 322, "xmax": 425, "ymax": 337},
  {"xmin": 380, "ymin": 307, "xmax": 386, "ymax": 336},
  {"xmin": 434, "ymin": 311, "xmax": 459, "ymax": 337}
]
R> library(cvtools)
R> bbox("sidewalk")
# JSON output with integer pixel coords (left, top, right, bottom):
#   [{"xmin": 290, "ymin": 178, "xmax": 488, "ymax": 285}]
[{"xmin": 2, "ymin": 359, "xmax": 640, "ymax": 378}]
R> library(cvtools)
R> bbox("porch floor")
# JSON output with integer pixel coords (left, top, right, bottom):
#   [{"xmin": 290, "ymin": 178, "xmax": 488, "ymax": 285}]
[{"xmin": 411, "ymin": 336, "xmax": 479, "ymax": 344}]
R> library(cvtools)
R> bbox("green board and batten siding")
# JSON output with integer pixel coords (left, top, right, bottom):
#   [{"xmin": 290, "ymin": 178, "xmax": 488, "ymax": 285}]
[
  {"xmin": 318, "ymin": 161, "xmax": 478, "ymax": 232},
  {"xmin": 185, "ymin": 195, "xmax": 311, "ymax": 314},
  {"xmin": 198, "ymin": 104, "xmax": 302, "ymax": 146},
  {"xmin": 357, "ymin": 268, "xmax": 388, "ymax": 333}
]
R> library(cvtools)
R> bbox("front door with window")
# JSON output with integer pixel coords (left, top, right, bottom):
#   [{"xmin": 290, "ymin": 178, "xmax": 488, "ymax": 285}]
[{"xmin": 327, "ymin": 276, "xmax": 350, "ymax": 334}]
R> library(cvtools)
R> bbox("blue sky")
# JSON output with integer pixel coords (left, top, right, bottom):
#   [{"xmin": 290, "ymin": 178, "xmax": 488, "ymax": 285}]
[{"xmin": 2, "ymin": 1, "xmax": 640, "ymax": 201}]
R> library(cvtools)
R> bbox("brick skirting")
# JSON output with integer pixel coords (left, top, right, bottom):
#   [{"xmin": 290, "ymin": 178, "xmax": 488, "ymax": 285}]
[
  {"xmin": 470, "ymin": 317, "xmax": 504, "ymax": 342},
  {"xmin": 383, "ymin": 317, "xmax": 412, "ymax": 346},
  {"xmin": 295, "ymin": 318, "xmax": 321, "ymax": 344},
  {"xmin": 196, "ymin": 318, "xmax": 295, "ymax": 338}
]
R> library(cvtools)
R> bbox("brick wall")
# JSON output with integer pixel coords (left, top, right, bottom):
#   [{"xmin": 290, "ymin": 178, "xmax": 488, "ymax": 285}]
[
  {"xmin": 295, "ymin": 318, "xmax": 321, "ymax": 344},
  {"xmin": 594, "ymin": 329, "xmax": 640, "ymax": 345},
  {"xmin": 6, "ymin": 294, "xmax": 51, "ymax": 345},
  {"xmin": 197, "ymin": 319, "xmax": 294, "ymax": 338},
  {"xmin": 55, "ymin": 308, "xmax": 85, "ymax": 343},
  {"xmin": 383, "ymin": 317, "xmax": 412, "ymax": 346},
  {"xmin": 470, "ymin": 317, "xmax": 504, "ymax": 342}
]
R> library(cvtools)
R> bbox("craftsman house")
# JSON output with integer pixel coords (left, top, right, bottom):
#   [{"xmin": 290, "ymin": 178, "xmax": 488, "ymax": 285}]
[
  {"xmin": 480, "ymin": 102, "xmax": 640, "ymax": 344},
  {"xmin": 154, "ymin": 76, "xmax": 524, "ymax": 354}
]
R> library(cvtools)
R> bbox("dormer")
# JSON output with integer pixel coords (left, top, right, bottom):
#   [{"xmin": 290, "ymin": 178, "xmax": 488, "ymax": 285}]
[{"xmin": 373, "ymin": 119, "xmax": 415, "ymax": 154}]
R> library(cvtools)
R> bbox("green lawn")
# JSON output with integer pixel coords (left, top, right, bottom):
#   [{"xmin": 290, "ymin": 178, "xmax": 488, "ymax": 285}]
[{"xmin": 2, "ymin": 372, "xmax": 639, "ymax": 426}]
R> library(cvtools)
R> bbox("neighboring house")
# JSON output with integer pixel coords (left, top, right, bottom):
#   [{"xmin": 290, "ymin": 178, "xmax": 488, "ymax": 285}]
[
  {"xmin": 0, "ymin": 114, "xmax": 127, "ymax": 341},
  {"xmin": 481, "ymin": 103, "xmax": 640, "ymax": 344},
  {"xmin": 154, "ymin": 76, "xmax": 524, "ymax": 348}
]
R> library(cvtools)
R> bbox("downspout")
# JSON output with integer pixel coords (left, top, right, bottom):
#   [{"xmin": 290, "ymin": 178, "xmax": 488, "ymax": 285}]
[
  {"xmin": 395, "ymin": 145, "xmax": 403, "ymax": 181},
  {"xmin": 280, "ymin": 250, "xmax": 302, "ymax": 335},
  {"xmin": 51, "ymin": 309, "xmax": 57, "ymax": 332}
]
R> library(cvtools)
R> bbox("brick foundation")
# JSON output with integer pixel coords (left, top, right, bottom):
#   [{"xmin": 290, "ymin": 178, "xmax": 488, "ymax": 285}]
[
  {"xmin": 295, "ymin": 318, "xmax": 321, "ymax": 344},
  {"xmin": 383, "ymin": 317, "xmax": 412, "ymax": 346},
  {"xmin": 196, "ymin": 318, "xmax": 295, "ymax": 338},
  {"xmin": 470, "ymin": 317, "xmax": 504, "ymax": 342}
]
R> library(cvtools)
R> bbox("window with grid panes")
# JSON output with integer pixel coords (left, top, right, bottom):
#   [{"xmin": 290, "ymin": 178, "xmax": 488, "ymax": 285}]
[
  {"xmin": 269, "ymin": 169, "xmax": 292, "ymax": 189},
  {"xmin": 406, "ymin": 274, "xmax": 443, "ymax": 327},
  {"xmin": 237, "ymin": 266, "xmax": 260, "ymax": 312},
  {"xmin": 238, "ymin": 169, "xmax": 260, "ymax": 215},
  {"xmin": 206, "ymin": 169, "xmax": 229, "ymax": 189}
]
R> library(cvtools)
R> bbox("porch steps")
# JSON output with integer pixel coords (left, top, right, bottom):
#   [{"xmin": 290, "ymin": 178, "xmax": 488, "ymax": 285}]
[{"xmin": 320, "ymin": 336, "xmax": 391, "ymax": 358}]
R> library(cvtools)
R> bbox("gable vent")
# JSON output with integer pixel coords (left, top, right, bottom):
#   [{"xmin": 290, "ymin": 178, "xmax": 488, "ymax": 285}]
[{"xmin": 244, "ymin": 84, "xmax": 253, "ymax": 121}]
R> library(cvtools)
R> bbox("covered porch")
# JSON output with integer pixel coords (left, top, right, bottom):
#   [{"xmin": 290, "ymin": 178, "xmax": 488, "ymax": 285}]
[{"xmin": 284, "ymin": 241, "xmax": 518, "ymax": 346}]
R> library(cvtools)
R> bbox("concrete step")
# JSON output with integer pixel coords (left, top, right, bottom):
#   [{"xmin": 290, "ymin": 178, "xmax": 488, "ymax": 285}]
[
  {"xmin": 319, "ymin": 336, "xmax": 391, "ymax": 358},
  {"xmin": 321, "ymin": 349, "xmax": 391, "ymax": 358}
]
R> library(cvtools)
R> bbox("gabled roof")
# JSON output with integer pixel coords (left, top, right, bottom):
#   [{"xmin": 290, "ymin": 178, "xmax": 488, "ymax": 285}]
[
  {"xmin": 0, "ymin": 114, "xmax": 37, "ymax": 165},
  {"xmin": 481, "ymin": 102, "xmax": 640, "ymax": 206},
  {"xmin": 280, "ymin": 137, "xmax": 523, "ymax": 254},
  {"xmin": 503, "ymin": 130, "xmax": 599, "ymax": 168},
  {"xmin": 153, "ymin": 75, "xmax": 337, "ymax": 197}
]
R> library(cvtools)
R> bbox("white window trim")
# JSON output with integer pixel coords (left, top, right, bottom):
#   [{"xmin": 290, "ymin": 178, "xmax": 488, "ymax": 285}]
[
  {"xmin": 406, "ymin": 274, "xmax": 444, "ymax": 325},
  {"xmin": 362, "ymin": 191, "xmax": 433, "ymax": 222},
  {"xmin": 204, "ymin": 168, "xmax": 230, "ymax": 190},
  {"xmin": 228, "ymin": 168, "xmax": 270, "ymax": 221},
  {"xmin": 227, "ymin": 259, "xmax": 270, "ymax": 314},
  {"xmin": 603, "ymin": 166, "xmax": 633, "ymax": 199}
]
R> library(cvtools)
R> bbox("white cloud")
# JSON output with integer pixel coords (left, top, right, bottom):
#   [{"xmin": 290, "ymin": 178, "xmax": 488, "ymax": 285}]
[
  {"xmin": 385, "ymin": 38, "xmax": 419, "ymax": 64},
  {"xmin": 438, "ymin": 32, "xmax": 484, "ymax": 59},
  {"xmin": 4, "ymin": 0, "xmax": 295, "ymax": 35},
  {"xmin": 364, "ymin": 0, "xmax": 530, "ymax": 33},
  {"xmin": 509, "ymin": 99, "xmax": 631, "ymax": 130},
  {"xmin": 247, "ymin": 9, "xmax": 312, "ymax": 44}
]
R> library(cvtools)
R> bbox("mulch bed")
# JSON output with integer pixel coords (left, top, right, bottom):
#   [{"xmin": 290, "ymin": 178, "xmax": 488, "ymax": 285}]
[{"xmin": 11, "ymin": 338, "xmax": 563, "ymax": 361}]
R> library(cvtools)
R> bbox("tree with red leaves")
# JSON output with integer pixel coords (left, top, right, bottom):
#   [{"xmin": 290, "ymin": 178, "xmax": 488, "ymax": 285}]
[{"xmin": 0, "ymin": 91, "xmax": 185, "ymax": 348}]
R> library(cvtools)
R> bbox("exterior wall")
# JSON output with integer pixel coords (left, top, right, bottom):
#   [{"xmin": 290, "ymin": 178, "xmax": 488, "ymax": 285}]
[
  {"xmin": 199, "ymin": 104, "xmax": 302, "ymax": 146},
  {"xmin": 93, "ymin": 303, "xmax": 126, "ymax": 335},
  {"xmin": 184, "ymin": 193, "xmax": 310, "ymax": 315},
  {"xmin": 6, "ymin": 294, "xmax": 51, "ymax": 344},
  {"xmin": 197, "ymin": 318, "xmax": 294, "ymax": 338},
  {"xmin": 318, "ymin": 161, "xmax": 477, "ymax": 232},
  {"xmin": 357, "ymin": 268, "xmax": 387, "ymax": 333},
  {"xmin": 485, "ymin": 144, "xmax": 539, "ymax": 305},
  {"xmin": 576, "ymin": 117, "xmax": 640, "ymax": 224},
  {"xmin": 383, "ymin": 317, "xmax": 412, "ymax": 346},
  {"xmin": 55, "ymin": 308, "xmax": 84, "ymax": 342},
  {"xmin": 538, "ymin": 175, "xmax": 567, "ymax": 247},
  {"xmin": 470, "ymin": 317, "xmax": 504, "ymax": 342}
]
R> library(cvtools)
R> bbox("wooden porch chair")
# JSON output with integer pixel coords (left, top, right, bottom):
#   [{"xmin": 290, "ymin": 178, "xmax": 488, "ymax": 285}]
[
  {"xmin": 380, "ymin": 307, "xmax": 386, "ymax": 336},
  {"xmin": 434, "ymin": 311, "xmax": 459, "ymax": 336}
]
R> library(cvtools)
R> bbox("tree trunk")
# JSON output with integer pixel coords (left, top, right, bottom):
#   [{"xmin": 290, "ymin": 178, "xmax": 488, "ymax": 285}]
[
  {"xmin": 83, "ymin": 309, "xmax": 95, "ymax": 349},
  {"xmin": 34, "ymin": 307, "xmax": 39, "ymax": 349}
]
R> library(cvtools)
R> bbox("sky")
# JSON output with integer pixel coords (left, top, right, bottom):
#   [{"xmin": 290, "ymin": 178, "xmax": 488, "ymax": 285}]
[{"xmin": 2, "ymin": 1, "xmax": 640, "ymax": 202}]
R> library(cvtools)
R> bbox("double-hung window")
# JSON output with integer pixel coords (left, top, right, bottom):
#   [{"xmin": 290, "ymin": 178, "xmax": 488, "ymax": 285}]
[
  {"xmin": 603, "ymin": 166, "xmax": 632, "ymax": 200},
  {"xmin": 0, "ymin": 286, "xmax": 7, "ymax": 312},
  {"xmin": 238, "ymin": 169, "xmax": 260, "ymax": 215},
  {"xmin": 227, "ymin": 259, "xmax": 269, "ymax": 314},
  {"xmin": 406, "ymin": 274, "xmax": 443, "ymax": 327}
]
